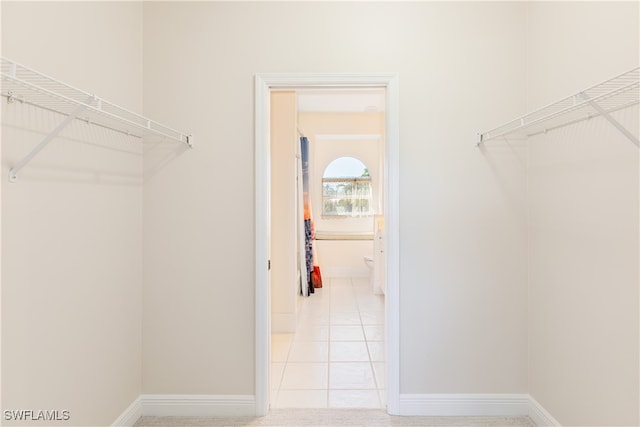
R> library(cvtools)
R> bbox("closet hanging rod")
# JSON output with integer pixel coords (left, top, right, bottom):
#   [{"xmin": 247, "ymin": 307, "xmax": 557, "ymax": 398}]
[
  {"xmin": 521, "ymin": 99, "xmax": 639, "ymax": 140},
  {"xmin": 2, "ymin": 92, "xmax": 144, "ymax": 139},
  {"xmin": 1, "ymin": 57, "xmax": 192, "ymax": 145},
  {"xmin": 477, "ymin": 67, "xmax": 639, "ymax": 146},
  {"xmin": 1, "ymin": 56, "xmax": 192, "ymax": 182}
]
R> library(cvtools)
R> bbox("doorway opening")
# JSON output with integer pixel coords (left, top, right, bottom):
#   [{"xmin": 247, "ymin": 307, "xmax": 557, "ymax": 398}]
[{"xmin": 255, "ymin": 74, "xmax": 399, "ymax": 416}]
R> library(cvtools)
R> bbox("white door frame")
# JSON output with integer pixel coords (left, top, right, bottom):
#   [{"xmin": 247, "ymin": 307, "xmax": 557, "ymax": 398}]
[{"xmin": 254, "ymin": 73, "xmax": 400, "ymax": 416}]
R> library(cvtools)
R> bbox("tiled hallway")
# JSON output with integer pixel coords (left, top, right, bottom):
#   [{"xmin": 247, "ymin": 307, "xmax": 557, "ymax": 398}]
[{"xmin": 271, "ymin": 277, "xmax": 385, "ymax": 409}]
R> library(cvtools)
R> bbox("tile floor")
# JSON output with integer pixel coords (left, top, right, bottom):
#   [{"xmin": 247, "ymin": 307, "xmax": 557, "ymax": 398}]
[{"xmin": 271, "ymin": 276, "xmax": 385, "ymax": 409}]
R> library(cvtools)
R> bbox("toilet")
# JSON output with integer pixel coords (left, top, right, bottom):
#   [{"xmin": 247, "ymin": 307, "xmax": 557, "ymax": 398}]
[{"xmin": 364, "ymin": 255, "xmax": 375, "ymax": 289}]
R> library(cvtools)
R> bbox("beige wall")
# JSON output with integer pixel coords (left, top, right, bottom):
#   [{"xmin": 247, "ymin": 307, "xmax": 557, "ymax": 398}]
[
  {"xmin": 314, "ymin": 240, "xmax": 373, "ymax": 278},
  {"xmin": 2, "ymin": 2, "xmax": 636, "ymax": 426},
  {"xmin": 270, "ymin": 91, "xmax": 300, "ymax": 332},
  {"xmin": 299, "ymin": 111, "xmax": 384, "ymax": 234},
  {"xmin": 298, "ymin": 111, "xmax": 384, "ymax": 277},
  {"xmin": 525, "ymin": 2, "xmax": 639, "ymax": 425},
  {"xmin": 1, "ymin": 2, "xmax": 143, "ymax": 426},
  {"xmin": 142, "ymin": 1, "xmax": 529, "ymax": 397}
]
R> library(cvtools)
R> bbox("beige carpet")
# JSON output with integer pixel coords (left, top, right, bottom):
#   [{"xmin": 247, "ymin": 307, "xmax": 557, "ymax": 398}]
[{"xmin": 134, "ymin": 409, "xmax": 536, "ymax": 426}]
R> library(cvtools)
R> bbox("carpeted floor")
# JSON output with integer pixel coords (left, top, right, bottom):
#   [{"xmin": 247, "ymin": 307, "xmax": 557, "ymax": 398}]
[{"xmin": 134, "ymin": 409, "xmax": 537, "ymax": 426}]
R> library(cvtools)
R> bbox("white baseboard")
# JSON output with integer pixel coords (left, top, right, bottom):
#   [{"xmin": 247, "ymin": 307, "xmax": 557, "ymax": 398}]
[
  {"xmin": 114, "ymin": 393, "xmax": 558, "ymax": 425},
  {"xmin": 139, "ymin": 395, "xmax": 255, "ymax": 417},
  {"xmin": 528, "ymin": 396, "xmax": 561, "ymax": 426},
  {"xmin": 111, "ymin": 396, "xmax": 142, "ymax": 427},
  {"xmin": 271, "ymin": 312, "xmax": 296, "ymax": 333},
  {"xmin": 399, "ymin": 394, "xmax": 530, "ymax": 417}
]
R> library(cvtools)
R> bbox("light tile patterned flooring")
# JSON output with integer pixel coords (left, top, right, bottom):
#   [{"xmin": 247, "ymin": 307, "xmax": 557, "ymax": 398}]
[{"xmin": 271, "ymin": 276, "xmax": 386, "ymax": 409}]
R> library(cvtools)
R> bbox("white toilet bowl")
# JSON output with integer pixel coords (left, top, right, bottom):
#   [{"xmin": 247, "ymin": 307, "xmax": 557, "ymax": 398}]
[{"xmin": 364, "ymin": 256, "xmax": 374, "ymax": 289}]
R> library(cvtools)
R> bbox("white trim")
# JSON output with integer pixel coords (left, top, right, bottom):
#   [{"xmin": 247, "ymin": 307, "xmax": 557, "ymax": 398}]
[
  {"xmin": 255, "ymin": 74, "xmax": 272, "ymax": 417},
  {"xmin": 271, "ymin": 312, "xmax": 297, "ymax": 333},
  {"xmin": 112, "ymin": 393, "xmax": 560, "ymax": 423},
  {"xmin": 528, "ymin": 396, "xmax": 562, "ymax": 426},
  {"xmin": 111, "ymin": 396, "xmax": 142, "ymax": 427},
  {"xmin": 139, "ymin": 395, "xmax": 255, "ymax": 417},
  {"xmin": 255, "ymin": 73, "xmax": 400, "ymax": 416},
  {"xmin": 398, "ymin": 394, "xmax": 530, "ymax": 417},
  {"xmin": 384, "ymin": 72, "xmax": 401, "ymax": 416},
  {"xmin": 315, "ymin": 134, "xmax": 382, "ymax": 141}
]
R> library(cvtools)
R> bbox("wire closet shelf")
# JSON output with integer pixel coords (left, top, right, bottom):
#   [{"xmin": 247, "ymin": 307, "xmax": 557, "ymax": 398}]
[
  {"xmin": 1, "ymin": 56, "xmax": 192, "ymax": 181},
  {"xmin": 477, "ymin": 67, "xmax": 639, "ymax": 146}
]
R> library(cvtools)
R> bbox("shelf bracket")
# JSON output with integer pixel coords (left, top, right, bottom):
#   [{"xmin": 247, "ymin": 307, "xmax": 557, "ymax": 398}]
[
  {"xmin": 9, "ymin": 95, "xmax": 95, "ymax": 182},
  {"xmin": 578, "ymin": 91, "xmax": 639, "ymax": 148}
]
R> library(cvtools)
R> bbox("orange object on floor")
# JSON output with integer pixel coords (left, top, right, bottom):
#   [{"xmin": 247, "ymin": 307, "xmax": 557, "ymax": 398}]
[{"xmin": 311, "ymin": 266, "xmax": 323, "ymax": 288}]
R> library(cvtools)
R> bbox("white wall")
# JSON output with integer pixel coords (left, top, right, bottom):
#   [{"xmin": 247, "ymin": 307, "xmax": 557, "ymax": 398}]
[
  {"xmin": 1, "ymin": 2, "xmax": 143, "ymax": 426},
  {"xmin": 525, "ymin": 2, "xmax": 639, "ymax": 425},
  {"xmin": 142, "ymin": 1, "xmax": 528, "ymax": 397}
]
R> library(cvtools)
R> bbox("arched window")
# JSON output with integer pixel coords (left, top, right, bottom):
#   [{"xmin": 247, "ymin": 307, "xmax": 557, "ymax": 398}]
[{"xmin": 322, "ymin": 157, "xmax": 372, "ymax": 217}]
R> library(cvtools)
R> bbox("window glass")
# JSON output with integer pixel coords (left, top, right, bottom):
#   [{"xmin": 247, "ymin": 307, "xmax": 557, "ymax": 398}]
[{"xmin": 322, "ymin": 157, "xmax": 372, "ymax": 217}]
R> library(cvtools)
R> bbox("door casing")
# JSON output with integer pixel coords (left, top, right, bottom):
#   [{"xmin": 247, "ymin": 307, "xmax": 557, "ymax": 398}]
[{"xmin": 254, "ymin": 73, "xmax": 400, "ymax": 415}]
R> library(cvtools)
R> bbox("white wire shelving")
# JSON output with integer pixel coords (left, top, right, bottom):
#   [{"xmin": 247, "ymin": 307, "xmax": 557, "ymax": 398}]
[
  {"xmin": 477, "ymin": 67, "xmax": 640, "ymax": 147},
  {"xmin": 1, "ymin": 57, "xmax": 192, "ymax": 182}
]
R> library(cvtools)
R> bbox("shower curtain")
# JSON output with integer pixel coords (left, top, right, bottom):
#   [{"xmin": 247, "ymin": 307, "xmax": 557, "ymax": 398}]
[{"xmin": 300, "ymin": 136, "xmax": 322, "ymax": 295}]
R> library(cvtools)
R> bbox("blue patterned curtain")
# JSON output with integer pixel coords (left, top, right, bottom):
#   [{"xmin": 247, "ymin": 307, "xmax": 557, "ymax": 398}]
[{"xmin": 300, "ymin": 136, "xmax": 314, "ymax": 295}]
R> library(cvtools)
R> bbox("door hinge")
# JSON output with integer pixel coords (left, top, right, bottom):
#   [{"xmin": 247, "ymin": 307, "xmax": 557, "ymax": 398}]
[{"xmin": 268, "ymin": 260, "xmax": 271, "ymax": 270}]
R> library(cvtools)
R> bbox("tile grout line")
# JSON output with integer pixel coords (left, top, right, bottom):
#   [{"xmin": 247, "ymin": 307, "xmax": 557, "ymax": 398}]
[
  {"xmin": 326, "ymin": 277, "xmax": 332, "ymax": 407},
  {"xmin": 274, "ymin": 277, "xmax": 386, "ymax": 409},
  {"xmin": 357, "ymin": 276, "xmax": 384, "ymax": 409}
]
